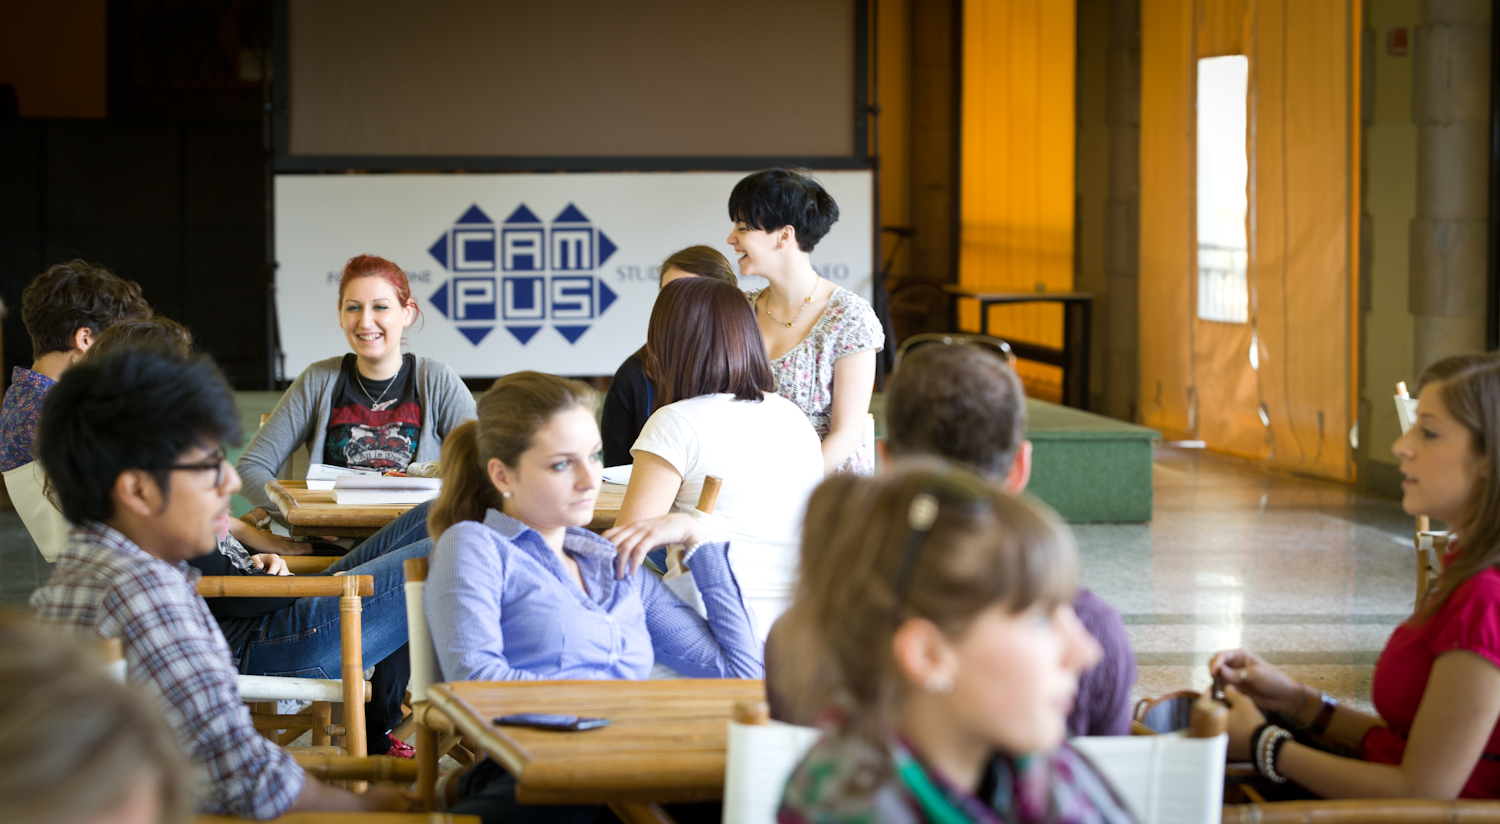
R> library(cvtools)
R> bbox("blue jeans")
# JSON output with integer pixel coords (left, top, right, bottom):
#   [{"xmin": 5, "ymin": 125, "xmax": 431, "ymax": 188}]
[{"xmin": 238, "ymin": 501, "xmax": 434, "ymax": 744}]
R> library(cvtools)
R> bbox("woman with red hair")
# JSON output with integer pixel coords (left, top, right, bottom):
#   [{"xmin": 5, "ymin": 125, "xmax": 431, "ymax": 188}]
[{"xmin": 237, "ymin": 254, "xmax": 475, "ymax": 510}]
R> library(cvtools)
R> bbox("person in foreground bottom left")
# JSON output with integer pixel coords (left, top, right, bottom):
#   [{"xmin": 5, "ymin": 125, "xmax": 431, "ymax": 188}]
[{"xmin": 30, "ymin": 346, "xmax": 414, "ymax": 817}]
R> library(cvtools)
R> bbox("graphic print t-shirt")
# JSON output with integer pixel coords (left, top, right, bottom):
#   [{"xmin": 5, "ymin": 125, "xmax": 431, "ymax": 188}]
[{"xmin": 323, "ymin": 353, "xmax": 422, "ymax": 471}]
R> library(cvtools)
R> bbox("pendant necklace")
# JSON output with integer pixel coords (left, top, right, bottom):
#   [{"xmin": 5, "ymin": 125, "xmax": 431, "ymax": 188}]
[
  {"xmin": 355, "ymin": 360, "xmax": 400, "ymax": 409},
  {"xmin": 763, "ymin": 276, "xmax": 819, "ymax": 328}
]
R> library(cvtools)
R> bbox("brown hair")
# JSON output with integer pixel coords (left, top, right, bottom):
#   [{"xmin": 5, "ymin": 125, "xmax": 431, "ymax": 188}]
[
  {"xmin": 20, "ymin": 260, "xmax": 152, "ymax": 358},
  {"xmin": 885, "ymin": 344, "xmax": 1027, "ymax": 479},
  {"xmin": 771, "ymin": 461, "xmax": 1077, "ymax": 739},
  {"xmin": 80, "ymin": 315, "xmax": 195, "ymax": 363},
  {"xmin": 428, "ymin": 371, "xmax": 597, "ymax": 539},
  {"xmin": 645, "ymin": 277, "xmax": 773, "ymax": 410},
  {"xmin": 0, "ymin": 614, "xmax": 190, "ymax": 824},
  {"xmin": 659, "ymin": 245, "xmax": 739, "ymax": 287},
  {"xmin": 1415, "ymin": 353, "xmax": 1500, "ymax": 620}
]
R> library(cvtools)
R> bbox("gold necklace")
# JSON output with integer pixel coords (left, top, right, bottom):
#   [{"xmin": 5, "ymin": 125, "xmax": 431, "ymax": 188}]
[{"xmin": 762, "ymin": 277, "xmax": 819, "ymax": 328}]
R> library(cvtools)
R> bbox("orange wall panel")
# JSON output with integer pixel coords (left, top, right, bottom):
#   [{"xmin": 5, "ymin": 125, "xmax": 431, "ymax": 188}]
[{"xmin": 959, "ymin": 0, "xmax": 1076, "ymax": 398}]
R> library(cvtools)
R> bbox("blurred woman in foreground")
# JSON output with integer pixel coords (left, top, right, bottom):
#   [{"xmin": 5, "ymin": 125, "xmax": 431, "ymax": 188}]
[{"xmin": 774, "ymin": 464, "xmax": 1133, "ymax": 823}]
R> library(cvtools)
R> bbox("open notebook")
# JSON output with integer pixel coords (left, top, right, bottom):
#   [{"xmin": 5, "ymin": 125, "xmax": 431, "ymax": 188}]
[
  {"xmin": 722, "ymin": 719, "xmax": 821, "ymax": 824},
  {"xmin": 1070, "ymin": 733, "xmax": 1227, "ymax": 824}
]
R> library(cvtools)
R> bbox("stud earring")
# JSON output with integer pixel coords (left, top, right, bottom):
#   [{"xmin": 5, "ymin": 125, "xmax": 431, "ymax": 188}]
[
  {"xmin": 925, "ymin": 674, "xmax": 954, "ymax": 695},
  {"xmin": 502, "ymin": 491, "xmax": 513, "ymax": 499}
]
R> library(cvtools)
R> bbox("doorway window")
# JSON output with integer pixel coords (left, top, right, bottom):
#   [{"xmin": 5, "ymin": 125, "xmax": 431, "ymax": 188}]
[{"xmin": 1196, "ymin": 55, "xmax": 1249, "ymax": 324}]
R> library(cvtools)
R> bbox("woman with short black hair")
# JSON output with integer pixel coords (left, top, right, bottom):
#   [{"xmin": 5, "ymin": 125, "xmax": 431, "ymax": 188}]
[{"xmin": 727, "ymin": 168, "xmax": 885, "ymax": 475}]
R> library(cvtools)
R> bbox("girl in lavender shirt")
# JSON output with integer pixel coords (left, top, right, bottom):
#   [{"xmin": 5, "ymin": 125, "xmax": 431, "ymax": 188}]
[{"xmin": 423, "ymin": 371, "xmax": 762, "ymax": 821}]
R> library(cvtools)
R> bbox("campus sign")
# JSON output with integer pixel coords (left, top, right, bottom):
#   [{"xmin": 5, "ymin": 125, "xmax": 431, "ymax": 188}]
[{"xmin": 273, "ymin": 172, "xmax": 873, "ymax": 378}]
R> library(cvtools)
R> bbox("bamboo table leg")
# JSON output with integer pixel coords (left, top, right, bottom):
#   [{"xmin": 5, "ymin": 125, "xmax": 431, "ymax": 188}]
[{"xmin": 416, "ymin": 718, "xmax": 440, "ymax": 811}]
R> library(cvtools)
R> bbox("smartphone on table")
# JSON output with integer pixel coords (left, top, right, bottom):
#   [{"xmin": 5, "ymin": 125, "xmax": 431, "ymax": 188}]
[{"xmin": 493, "ymin": 713, "xmax": 610, "ymax": 731}]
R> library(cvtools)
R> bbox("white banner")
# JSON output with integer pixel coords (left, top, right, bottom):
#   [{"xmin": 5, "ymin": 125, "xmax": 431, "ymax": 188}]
[{"xmin": 273, "ymin": 171, "xmax": 874, "ymax": 379}]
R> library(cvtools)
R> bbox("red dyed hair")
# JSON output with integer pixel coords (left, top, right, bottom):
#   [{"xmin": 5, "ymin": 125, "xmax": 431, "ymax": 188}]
[{"xmin": 338, "ymin": 254, "xmax": 423, "ymax": 326}]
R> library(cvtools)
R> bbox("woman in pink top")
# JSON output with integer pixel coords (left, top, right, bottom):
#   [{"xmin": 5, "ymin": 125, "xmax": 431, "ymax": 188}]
[{"xmin": 1211, "ymin": 352, "xmax": 1500, "ymax": 798}]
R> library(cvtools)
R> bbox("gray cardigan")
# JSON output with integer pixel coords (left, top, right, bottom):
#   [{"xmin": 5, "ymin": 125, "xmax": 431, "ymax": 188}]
[{"xmin": 236, "ymin": 356, "xmax": 477, "ymax": 510}]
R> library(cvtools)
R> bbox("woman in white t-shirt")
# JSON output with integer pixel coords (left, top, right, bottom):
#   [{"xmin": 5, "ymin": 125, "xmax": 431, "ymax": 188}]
[{"xmin": 605, "ymin": 277, "xmax": 825, "ymax": 640}]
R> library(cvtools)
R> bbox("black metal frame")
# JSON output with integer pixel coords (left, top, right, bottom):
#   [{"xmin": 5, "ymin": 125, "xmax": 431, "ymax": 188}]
[{"xmin": 270, "ymin": 0, "xmax": 871, "ymax": 174}]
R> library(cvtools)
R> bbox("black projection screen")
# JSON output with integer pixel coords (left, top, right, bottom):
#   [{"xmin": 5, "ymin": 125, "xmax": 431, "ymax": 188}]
[{"xmin": 275, "ymin": 0, "xmax": 866, "ymax": 171}]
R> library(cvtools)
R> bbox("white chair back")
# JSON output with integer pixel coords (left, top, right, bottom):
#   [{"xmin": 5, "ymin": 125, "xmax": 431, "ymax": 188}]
[
  {"xmin": 722, "ymin": 702, "xmax": 820, "ymax": 824},
  {"xmin": 403, "ymin": 558, "xmax": 441, "ymax": 700},
  {"xmin": 1395, "ymin": 381, "xmax": 1419, "ymax": 434},
  {"xmin": 1069, "ymin": 733, "xmax": 1227, "ymax": 824},
  {"xmin": 3, "ymin": 460, "xmax": 69, "ymax": 562}
]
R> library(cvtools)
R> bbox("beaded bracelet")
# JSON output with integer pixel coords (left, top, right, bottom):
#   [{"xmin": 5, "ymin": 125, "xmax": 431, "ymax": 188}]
[
  {"xmin": 1251, "ymin": 723, "xmax": 1294, "ymax": 784},
  {"xmin": 680, "ymin": 540, "xmax": 710, "ymax": 570}
]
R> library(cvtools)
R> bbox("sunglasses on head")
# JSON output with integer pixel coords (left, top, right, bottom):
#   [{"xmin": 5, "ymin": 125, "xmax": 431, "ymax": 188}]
[{"xmin": 894, "ymin": 333, "xmax": 1017, "ymax": 370}]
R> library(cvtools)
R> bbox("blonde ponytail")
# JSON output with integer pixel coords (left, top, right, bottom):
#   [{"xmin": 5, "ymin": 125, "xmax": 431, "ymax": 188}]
[
  {"xmin": 427, "ymin": 372, "xmax": 597, "ymax": 541},
  {"xmin": 427, "ymin": 420, "xmax": 500, "ymax": 539}
]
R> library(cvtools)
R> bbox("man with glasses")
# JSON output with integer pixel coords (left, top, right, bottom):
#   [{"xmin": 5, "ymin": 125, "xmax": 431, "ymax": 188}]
[
  {"xmin": 30, "ymin": 348, "xmax": 412, "ymax": 817},
  {"xmin": 878, "ymin": 342, "xmax": 1138, "ymax": 737}
]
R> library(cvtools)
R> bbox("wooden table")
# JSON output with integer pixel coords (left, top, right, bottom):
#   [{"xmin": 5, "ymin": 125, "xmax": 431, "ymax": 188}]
[
  {"xmin": 265, "ymin": 480, "xmax": 625, "ymax": 538},
  {"xmin": 944, "ymin": 287, "xmax": 1094, "ymax": 409},
  {"xmin": 421, "ymin": 679, "xmax": 765, "ymax": 809}
]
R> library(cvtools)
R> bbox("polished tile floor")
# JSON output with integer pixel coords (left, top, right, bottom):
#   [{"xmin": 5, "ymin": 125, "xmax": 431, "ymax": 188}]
[
  {"xmin": 2, "ymin": 445, "xmax": 1416, "ymax": 714},
  {"xmin": 1077, "ymin": 446, "xmax": 1415, "ymax": 714}
]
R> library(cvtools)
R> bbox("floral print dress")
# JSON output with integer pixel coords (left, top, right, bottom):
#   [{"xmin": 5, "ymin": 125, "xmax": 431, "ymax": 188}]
[{"xmin": 749, "ymin": 285, "xmax": 886, "ymax": 475}]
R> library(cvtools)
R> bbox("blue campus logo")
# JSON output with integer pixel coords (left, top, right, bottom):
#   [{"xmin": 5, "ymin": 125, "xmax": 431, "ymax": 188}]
[{"xmin": 426, "ymin": 204, "xmax": 619, "ymax": 346}]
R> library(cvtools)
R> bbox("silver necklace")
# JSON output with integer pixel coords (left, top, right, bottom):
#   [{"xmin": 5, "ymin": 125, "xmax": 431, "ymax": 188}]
[
  {"xmin": 762, "ymin": 276, "xmax": 819, "ymax": 328},
  {"xmin": 354, "ymin": 361, "xmax": 400, "ymax": 408}
]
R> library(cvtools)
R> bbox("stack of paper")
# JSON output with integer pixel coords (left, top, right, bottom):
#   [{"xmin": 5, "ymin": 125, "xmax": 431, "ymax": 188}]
[
  {"xmin": 305, "ymin": 463, "xmax": 381, "ymax": 491},
  {"xmin": 332, "ymin": 474, "xmax": 442, "ymax": 505},
  {"xmin": 602, "ymin": 464, "xmax": 632, "ymax": 494}
]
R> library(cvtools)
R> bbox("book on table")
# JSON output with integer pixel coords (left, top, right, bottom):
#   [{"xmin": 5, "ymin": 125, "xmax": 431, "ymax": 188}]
[
  {"xmin": 305, "ymin": 463, "xmax": 381, "ymax": 491},
  {"xmin": 331, "ymin": 474, "xmax": 442, "ymax": 505},
  {"xmin": 601, "ymin": 464, "xmax": 632, "ymax": 494}
]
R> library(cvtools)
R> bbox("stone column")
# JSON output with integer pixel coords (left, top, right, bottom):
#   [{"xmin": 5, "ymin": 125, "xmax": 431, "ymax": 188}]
[
  {"xmin": 1410, "ymin": 0, "xmax": 1491, "ymax": 375},
  {"xmin": 1103, "ymin": 0, "xmax": 1141, "ymax": 421}
]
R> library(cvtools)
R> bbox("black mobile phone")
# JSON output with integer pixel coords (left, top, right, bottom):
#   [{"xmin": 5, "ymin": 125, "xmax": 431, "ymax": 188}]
[{"xmin": 493, "ymin": 713, "xmax": 610, "ymax": 731}]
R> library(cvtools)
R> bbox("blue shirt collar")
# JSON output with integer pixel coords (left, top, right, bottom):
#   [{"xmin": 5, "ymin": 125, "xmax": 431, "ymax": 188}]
[{"xmin": 480, "ymin": 508, "xmax": 618, "ymax": 561}]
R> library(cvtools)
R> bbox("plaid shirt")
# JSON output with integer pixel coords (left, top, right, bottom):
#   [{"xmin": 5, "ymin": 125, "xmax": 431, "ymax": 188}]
[{"xmin": 31, "ymin": 523, "xmax": 305, "ymax": 818}]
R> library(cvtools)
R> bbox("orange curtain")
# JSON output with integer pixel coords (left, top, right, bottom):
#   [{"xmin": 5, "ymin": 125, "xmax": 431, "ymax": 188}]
[
  {"xmin": 1138, "ymin": 0, "xmax": 1359, "ymax": 479},
  {"xmin": 959, "ymin": 0, "xmax": 1077, "ymax": 400}
]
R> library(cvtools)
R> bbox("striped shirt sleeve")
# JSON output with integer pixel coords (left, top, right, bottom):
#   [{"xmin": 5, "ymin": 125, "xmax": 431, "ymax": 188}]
[
  {"xmin": 108, "ymin": 569, "xmax": 304, "ymax": 818},
  {"xmin": 424, "ymin": 521, "xmax": 543, "ymax": 682},
  {"xmin": 640, "ymin": 541, "xmax": 764, "ymax": 679}
]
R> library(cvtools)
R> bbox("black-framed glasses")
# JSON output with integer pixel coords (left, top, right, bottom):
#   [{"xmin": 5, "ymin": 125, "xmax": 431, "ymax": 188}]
[
  {"xmin": 894, "ymin": 333, "xmax": 1017, "ymax": 370},
  {"xmin": 890, "ymin": 468, "xmax": 994, "ymax": 622},
  {"xmin": 167, "ymin": 448, "xmax": 230, "ymax": 489}
]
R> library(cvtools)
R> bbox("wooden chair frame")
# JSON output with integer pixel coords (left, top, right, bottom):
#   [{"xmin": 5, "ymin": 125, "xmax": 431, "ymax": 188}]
[
  {"xmin": 1398, "ymin": 383, "xmax": 1450, "ymax": 606},
  {"xmin": 197, "ymin": 754, "xmax": 477, "ymax": 822},
  {"xmin": 197, "ymin": 573, "xmax": 373, "ymax": 757}
]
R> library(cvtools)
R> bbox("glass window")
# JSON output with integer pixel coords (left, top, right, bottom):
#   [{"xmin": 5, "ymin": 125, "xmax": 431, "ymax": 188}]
[{"xmin": 1196, "ymin": 55, "xmax": 1250, "ymax": 324}]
